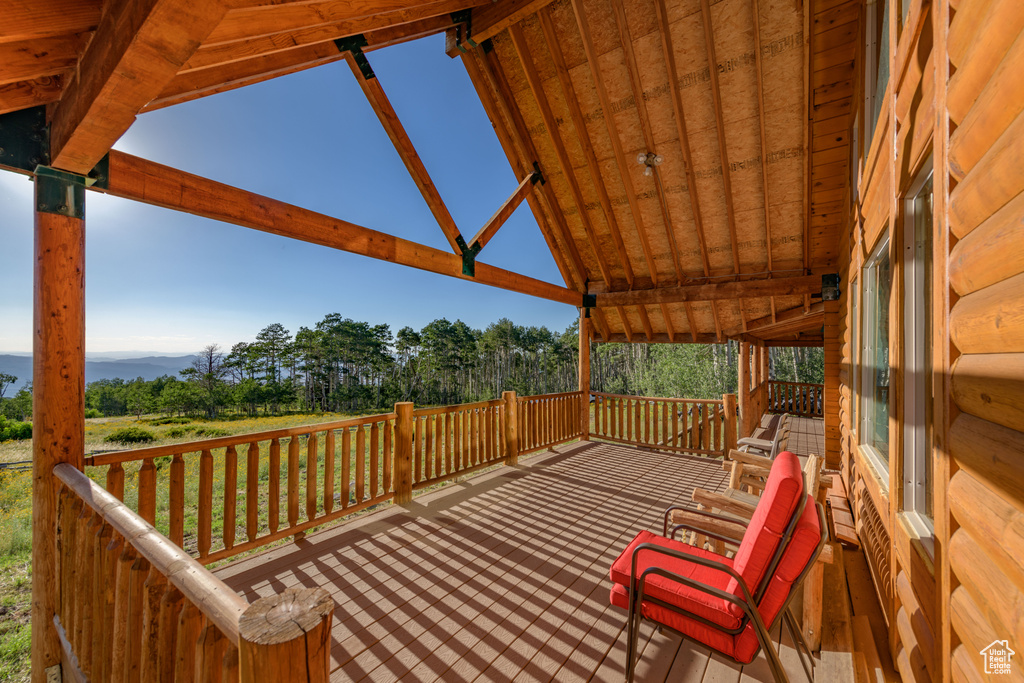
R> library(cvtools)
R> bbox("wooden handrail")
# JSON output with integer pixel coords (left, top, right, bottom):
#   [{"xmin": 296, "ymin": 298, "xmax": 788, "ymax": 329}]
[
  {"xmin": 519, "ymin": 389, "xmax": 586, "ymax": 401},
  {"xmin": 84, "ymin": 411, "xmax": 397, "ymax": 466},
  {"xmin": 590, "ymin": 392, "xmax": 735, "ymax": 457},
  {"xmin": 54, "ymin": 463, "xmax": 248, "ymax": 642},
  {"xmin": 590, "ymin": 390, "xmax": 724, "ymax": 404}
]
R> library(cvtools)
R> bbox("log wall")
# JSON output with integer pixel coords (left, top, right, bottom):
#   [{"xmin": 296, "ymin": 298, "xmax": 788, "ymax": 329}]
[{"xmin": 839, "ymin": 0, "xmax": 1024, "ymax": 680}]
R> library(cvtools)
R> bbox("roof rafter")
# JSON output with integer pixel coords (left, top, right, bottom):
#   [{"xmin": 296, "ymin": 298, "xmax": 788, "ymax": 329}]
[
  {"xmin": 0, "ymin": 35, "xmax": 86, "ymax": 86},
  {"xmin": 568, "ymin": 0, "xmax": 660, "ymax": 288},
  {"xmin": 468, "ymin": 169, "xmax": 539, "ymax": 250},
  {"xmin": 594, "ymin": 274, "xmax": 821, "ymax": 307},
  {"xmin": 345, "ymin": 50, "xmax": 464, "ymax": 254},
  {"xmin": 48, "ymin": 0, "xmax": 229, "ymax": 173},
  {"xmin": 508, "ymin": 21, "xmax": 617, "ymax": 289}
]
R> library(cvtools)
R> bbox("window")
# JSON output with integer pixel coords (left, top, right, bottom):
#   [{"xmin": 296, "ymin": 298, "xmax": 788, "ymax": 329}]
[
  {"xmin": 850, "ymin": 277, "xmax": 859, "ymax": 434},
  {"xmin": 864, "ymin": 0, "xmax": 890, "ymax": 154},
  {"xmin": 861, "ymin": 235, "xmax": 891, "ymax": 485},
  {"xmin": 903, "ymin": 166, "xmax": 934, "ymax": 526}
]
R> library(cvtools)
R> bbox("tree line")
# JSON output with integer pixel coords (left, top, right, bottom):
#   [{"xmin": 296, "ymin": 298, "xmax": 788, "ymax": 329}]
[{"xmin": 0, "ymin": 315, "xmax": 825, "ymax": 422}]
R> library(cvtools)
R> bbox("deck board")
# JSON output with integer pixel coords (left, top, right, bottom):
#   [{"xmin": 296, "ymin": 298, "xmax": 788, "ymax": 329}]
[{"xmin": 216, "ymin": 440, "xmax": 835, "ymax": 682}]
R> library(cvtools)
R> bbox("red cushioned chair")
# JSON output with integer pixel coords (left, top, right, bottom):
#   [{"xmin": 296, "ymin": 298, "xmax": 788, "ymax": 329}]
[{"xmin": 609, "ymin": 451, "xmax": 825, "ymax": 682}]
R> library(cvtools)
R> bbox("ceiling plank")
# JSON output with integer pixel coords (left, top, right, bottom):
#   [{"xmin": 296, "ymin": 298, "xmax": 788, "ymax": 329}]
[
  {"xmin": 637, "ymin": 306, "xmax": 654, "ymax": 341},
  {"xmin": 475, "ymin": 45, "xmax": 589, "ymax": 290},
  {"xmin": 184, "ymin": 13, "xmax": 457, "ymax": 73},
  {"xmin": 538, "ymin": 8, "xmax": 635, "ymax": 288},
  {"xmin": 0, "ymin": 0, "xmax": 100, "ymax": 44},
  {"xmin": 460, "ymin": 49, "xmax": 578, "ymax": 292},
  {"xmin": 99, "ymin": 150, "xmax": 582, "ymax": 307},
  {"xmin": 697, "ymin": 0, "xmax": 741, "ymax": 275},
  {"xmin": 0, "ymin": 75, "xmax": 64, "ymax": 116},
  {"xmin": 508, "ymin": 22, "xmax": 616, "ymax": 289},
  {"xmin": 0, "ymin": 35, "xmax": 87, "ymax": 87},
  {"xmin": 345, "ymin": 52, "xmax": 464, "ymax": 254},
  {"xmin": 611, "ymin": 0, "xmax": 687, "ymax": 287},
  {"xmin": 595, "ymin": 274, "xmax": 822, "ymax": 307},
  {"xmin": 660, "ymin": 303, "xmax": 676, "ymax": 342},
  {"xmin": 468, "ymin": 170, "xmax": 538, "ymax": 250},
  {"xmin": 569, "ymin": 0, "xmax": 660, "ymax": 287},
  {"xmin": 48, "ymin": 0, "xmax": 229, "ymax": 173}
]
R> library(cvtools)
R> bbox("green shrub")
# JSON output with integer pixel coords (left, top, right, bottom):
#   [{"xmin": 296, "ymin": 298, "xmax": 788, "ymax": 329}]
[
  {"xmin": 163, "ymin": 426, "xmax": 197, "ymax": 438},
  {"xmin": 104, "ymin": 426, "xmax": 156, "ymax": 444},
  {"xmin": 150, "ymin": 416, "xmax": 191, "ymax": 425},
  {"xmin": 193, "ymin": 427, "xmax": 229, "ymax": 438},
  {"xmin": 84, "ymin": 408, "xmax": 102, "ymax": 419},
  {"xmin": 0, "ymin": 417, "xmax": 31, "ymax": 442}
]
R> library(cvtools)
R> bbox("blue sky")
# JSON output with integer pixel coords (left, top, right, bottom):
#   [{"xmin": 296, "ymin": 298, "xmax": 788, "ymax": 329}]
[{"xmin": 0, "ymin": 34, "xmax": 575, "ymax": 354}]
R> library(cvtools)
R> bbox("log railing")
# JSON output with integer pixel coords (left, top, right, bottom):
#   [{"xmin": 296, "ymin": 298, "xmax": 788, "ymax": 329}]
[
  {"xmin": 767, "ymin": 381, "xmax": 825, "ymax": 417},
  {"xmin": 53, "ymin": 463, "xmax": 332, "ymax": 682},
  {"xmin": 590, "ymin": 392, "xmax": 736, "ymax": 456},
  {"xmin": 411, "ymin": 398, "xmax": 506, "ymax": 490},
  {"xmin": 517, "ymin": 390, "xmax": 586, "ymax": 455},
  {"xmin": 83, "ymin": 412, "xmax": 397, "ymax": 564}
]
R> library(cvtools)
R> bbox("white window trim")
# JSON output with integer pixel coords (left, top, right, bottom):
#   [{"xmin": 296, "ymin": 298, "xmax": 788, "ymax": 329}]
[{"xmin": 860, "ymin": 235, "xmax": 890, "ymax": 490}]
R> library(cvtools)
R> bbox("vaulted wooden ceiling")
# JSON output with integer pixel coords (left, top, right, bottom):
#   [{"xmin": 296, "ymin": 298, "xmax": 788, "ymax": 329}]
[{"xmin": 0, "ymin": 0, "xmax": 857, "ymax": 346}]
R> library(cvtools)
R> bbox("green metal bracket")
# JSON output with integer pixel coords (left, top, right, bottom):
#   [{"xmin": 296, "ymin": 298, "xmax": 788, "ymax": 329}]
[
  {"xmin": 450, "ymin": 10, "xmax": 477, "ymax": 52},
  {"xmin": 531, "ymin": 161, "xmax": 545, "ymax": 185},
  {"xmin": 482, "ymin": 39, "xmax": 495, "ymax": 54},
  {"xmin": 0, "ymin": 106, "xmax": 49, "ymax": 173},
  {"xmin": 582, "ymin": 293, "xmax": 597, "ymax": 309},
  {"xmin": 455, "ymin": 234, "xmax": 482, "ymax": 276},
  {"xmin": 34, "ymin": 166, "xmax": 89, "ymax": 219},
  {"xmin": 89, "ymin": 153, "xmax": 110, "ymax": 190},
  {"xmin": 335, "ymin": 35, "xmax": 374, "ymax": 79}
]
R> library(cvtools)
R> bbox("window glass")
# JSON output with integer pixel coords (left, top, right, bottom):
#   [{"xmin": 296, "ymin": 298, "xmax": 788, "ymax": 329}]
[
  {"xmin": 873, "ymin": 0, "xmax": 890, "ymax": 133},
  {"xmin": 851, "ymin": 279, "xmax": 859, "ymax": 432},
  {"xmin": 862, "ymin": 237, "xmax": 891, "ymax": 463}
]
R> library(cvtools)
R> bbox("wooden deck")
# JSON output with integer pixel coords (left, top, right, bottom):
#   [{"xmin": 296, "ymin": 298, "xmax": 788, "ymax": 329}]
[
  {"xmin": 215, "ymin": 440, "xmax": 843, "ymax": 682},
  {"xmin": 784, "ymin": 417, "xmax": 825, "ymax": 460}
]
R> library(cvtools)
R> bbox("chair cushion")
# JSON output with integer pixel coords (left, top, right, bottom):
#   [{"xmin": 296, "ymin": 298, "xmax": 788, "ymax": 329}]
[
  {"xmin": 609, "ymin": 529, "xmax": 741, "ymax": 630},
  {"xmin": 726, "ymin": 451, "xmax": 803, "ymax": 607},
  {"xmin": 610, "ymin": 583, "xmax": 737, "ymax": 658}
]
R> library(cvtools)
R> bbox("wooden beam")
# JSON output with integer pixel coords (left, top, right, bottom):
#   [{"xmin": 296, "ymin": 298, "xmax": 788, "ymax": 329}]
[
  {"xmin": 508, "ymin": 22, "xmax": 616, "ymax": 288},
  {"xmin": 697, "ymin": 0, "xmax": 741, "ymax": 275},
  {"xmin": 0, "ymin": 0, "xmax": 100, "ymax": 44},
  {"xmin": 601, "ymin": 332, "xmax": 723, "ymax": 344},
  {"xmin": 345, "ymin": 52, "xmax": 464, "ymax": 254},
  {"xmin": 0, "ymin": 35, "xmax": 87, "ymax": 86},
  {"xmin": 595, "ymin": 275, "xmax": 822, "ymax": 307},
  {"xmin": 0, "ymin": 75, "xmax": 64, "ymax": 116},
  {"xmin": 638, "ymin": 305, "xmax": 654, "ymax": 341},
  {"xmin": 617, "ymin": 306, "xmax": 634, "ymax": 342},
  {"xmin": 48, "ymin": 0, "xmax": 228, "ymax": 174},
  {"xmin": 184, "ymin": 13, "xmax": 458, "ymax": 73},
  {"xmin": 474, "ymin": 46, "xmax": 589, "ymax": 290},
  {"xmin": 538, "ymin": 8, "xmax": 634, "ymax": 287},
  {"xmin": 460, "ymin": 0, "xmax": 556, "ymax": 49},
  {"xmin": 592, "ymin": 308, "xmax": 612, "ymax": 342},
  {"xmin": 660, "ymin": 303, "xmax": 676, "ymax": 342},
  {"xmin": 569, "ymin": 0, "xmax": 660, "ymax": 286},
  {"xmin": 205, "ymin": 0, "xmax": 486, "ymax": 47},
  {"xmin": 144, "ymin": 40, "xmax": 344, "ymax": 112},
  {"xmin": 684, "ymin": 302, "xmax": 699, "ymax": 342},
  {"xmin": 468, "ymin": 170, "xmax": 537, "ymax": 250},
  {"xmin": 611, "ymin": 0, "xmax": 687, "ymax": 286},
  {"xmin": 98, "ymin": 151, "xmax": 583, "ymax": 307}
]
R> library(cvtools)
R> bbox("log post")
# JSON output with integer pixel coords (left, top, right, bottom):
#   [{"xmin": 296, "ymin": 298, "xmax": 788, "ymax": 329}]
[
  {"xmin": 579, "ymin": 309, "xmax": 591, "ymax": 440},
  {"xmin": 32, "ymin": 169, "xmax": 86, "ymax": 682},
  {"xmin": 239, "ymin": 588, "xmax": 333, "ymax": 683},
  {"xmin": 723, "ymin": 394, "xmax": 737, "ymax": 454},
  {"xmin": 394, "ymin": 402, "xmax": 414, "ymax": 505},
  {"xmin": 503, "ymin": 391, "xmax": 519, "ymax": 466},
  {"xmin": 738, "ymin": 342, "xmax": 750, "ymax": 436}
]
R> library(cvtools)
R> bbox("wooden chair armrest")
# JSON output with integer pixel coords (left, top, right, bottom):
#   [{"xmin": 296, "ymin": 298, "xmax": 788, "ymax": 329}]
[
  {"xmin": 691, "ymin": 488, "xmax": 757, "ymax": 520},
  {"xmin": 737, "ymin": 437, "xmax": 773, "ymax": 450},
  {"xmin": 668, "ymin": 508, "xmax": 746, "ymax": 544},
  {"xmin": 727, "ymin": 449, "xmax": 774, "ymax": 468}
]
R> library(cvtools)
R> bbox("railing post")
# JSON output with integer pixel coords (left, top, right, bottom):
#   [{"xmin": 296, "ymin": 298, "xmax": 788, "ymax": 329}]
[
  {"xmin": 503, "ymin": 391, "xmax": 519, "ymax": 466},
  {"xmin": 723, "ymin": 394, "xmax": 737, "ymax": 454},
  {"xmin": 239, "ymin": 587, "xmax": 333, "ymax": 683},
  {"xmin": 394, "ymin": 402, "xmax": 414, "ymax": 505},
  {"xmin": 579, "ymin": 309, "xmax": 591, "ymax": 440},
  {"xmin": 737, "ymin": 342, "xmax": 750, "ymax": 436}
]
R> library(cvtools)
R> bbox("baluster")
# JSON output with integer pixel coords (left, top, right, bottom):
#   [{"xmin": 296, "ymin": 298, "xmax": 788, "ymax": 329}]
[
  {"xmin": 169, "ymin": 454, "xmax": 185, "ymax": 547},
  {"xmin": 462, "ymin": 410, "xmax": 470, "ymax": 468},
  {"xmin": 125, "ymin": 556, "xmax": 150, "ymax": 682},
  {"xmin": 109, "ymin": 544, "xmax": 135, "ymax": 683},
  {"xmin": 475, "ymin": 408, "xmax": 484, "ymax": 465},
  {"xmin": 139, "ymin": 568, "xmax": 167, "ymax": 682},
  {"xmin": 356, "ymin": 426, "xmax": 366, "ymax": 502},
  {"xmin": 413, "ymin": 418, "xmax": 423, "ymax": 484},
  {"xmin": 96, "ymin": 530, "xmax": 122, "ymax": 682},
  {"xmin": 432, "ymin": 414, "xmax": 441, "ymax": 478},
  {"xmin": 269, "ymin": 439, "xmax": 281, "ymax": 534},
  {"xmin": 155, "ymin": 586, "xmax": 183, "ymax": 682},
  {"xmin": 224, "ymin": 445, "xmax": 238, "ymax": 551},
  {"xmin": 174, "ymin": 604, "xmax": 204, "ymax": 683},
  {"xmin": 243, "ymin": 443, "xmax": 259, "ymax": 544},
  {"xmin": 341, "ymin": 428, "xmax": 351, "ymax": 508},
  {"xmin": 196, "ymin": 622, "xmax": 226, "ymax": 683},
  {"xmin": 702, "ymin": 404, "xmax": 711, "ymax": 451},
  {"xmin": 138, "ymin": 458, "xmax": 157, "ymax": 524},
  {"xmin": 106, "ymin": 462, "xmax": 125, "ymax": 500},
  {"xmin": 58, "ymin": 492, "xmax": 76, "ymax": 645},
  {"xmin": 442, "ymin": 413, "xmax": 451, "ymax": 476},
  {"xmin": 74, "ymin": 509, "xmax": 98, "ymax": 657},
  {"xmin": 306, "ymin": 433, "xmax": 318, "ymax": 521},
  {"xmin": 383, "ymin": 420, "xmax": 393, "ymax": 493},
  {"xmin": 713, "ymin": 404, "xmax": 722, "ymax": 451},
  {"xmin": 90, "ymin": 521, "xmax": 112, "ymax": 679},
  {"xmin": 595, "ymin": 396, "xmax": 602, "ymax": 436},
  {"xmin": 288, "ymin": 436, "xmax": 300, "ymax": 528},
  {"xmin": 635, "ymin": 400, "xmax": 642, "ymax": 443},
  {"xmin": 662, "ymin": 402, "xmax": 669, "ymax": 446},
  {"xmin": 691, "ymin": 403, "xmax": 699, "ymax": 451},
  {"xmin": 425, "ymin": 416, "xmax": 434, "ymax": 479},
  {"xmin": 324, "ymin": 430, "xmax": 335, "ymax": 515},
  {"xmin": 198, "ymin": 450, "xmax": 213, "ymax": 559},
  {"xmin": 672, "ymin": 401, "xmax": 679, "ymax": 447},
  {"xmin": 371, "ymin": 423, "xmax": 380, "ymax": 499}
]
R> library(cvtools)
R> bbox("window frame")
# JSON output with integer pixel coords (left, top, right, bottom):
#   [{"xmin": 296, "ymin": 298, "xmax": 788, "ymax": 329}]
[{"xmin": 860, "ymin": 234, "xmax": 891, "ymax": 489}]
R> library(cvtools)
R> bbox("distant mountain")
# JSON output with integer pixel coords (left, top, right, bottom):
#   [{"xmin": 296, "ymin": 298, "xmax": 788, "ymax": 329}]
[{"xmin": 0, "ymin": 354, "xmax": 197, "ymax": 387}]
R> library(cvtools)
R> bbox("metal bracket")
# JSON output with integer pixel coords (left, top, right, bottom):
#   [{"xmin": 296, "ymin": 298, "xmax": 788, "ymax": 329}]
[
  {"xmin": 335, "ymin": 35, "xmax": 374, "ymax": 79},
  {"xmin": 450, "ymin": 10, "xmax": 477, "ymax": 51},
  {"xmin": 455, "ymin": 234, "xmax": 482, "ymax": 276},
  {"xmin": 482, "ymin": 39, "xmax": 495, "ymax": 54},
  {"xmin": 582, "ymin": 293, "xmax": 597, "ymax": 308},
  {"xmin": 531, "ymin": 161, "xmax": 545, "ymax": 185},
  {"xmin": 0, "ymin": 106, "xmax": 50, "ymax": 173},
  {"xmin": 35, "ymin": 166, "xmax": 89, "ymax": 219}
]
